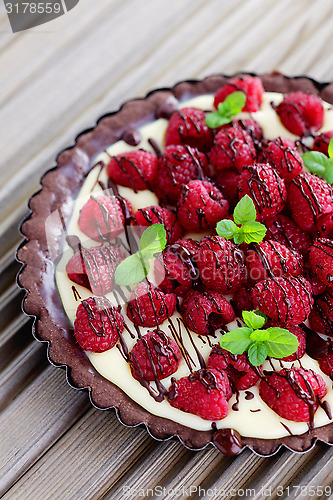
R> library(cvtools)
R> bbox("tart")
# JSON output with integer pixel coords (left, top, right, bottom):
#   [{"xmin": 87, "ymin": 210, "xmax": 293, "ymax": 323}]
[{"xmin": 17, "ymin": 72, "xmax": 333, "ymax": 456}]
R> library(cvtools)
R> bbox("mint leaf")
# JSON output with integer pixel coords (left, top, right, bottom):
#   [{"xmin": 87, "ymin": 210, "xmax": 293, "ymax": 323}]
[
  {"xmin": 265, "ymin": 327, "xmax": 299, "ymax": 358},
  {"xmin": 232, "ymin": 228, "xmax": 245, "ymax": 245},
  {"xmin": 216, "ymin": 219, "xmax": 238, "ymax": 239},
  {"xmin": 302, "ymin": 151, "xmax": 330, "ymax": 175},
  {"xmin": 140, "ymin": 224, "xmax": 167, "ymax": 257},
  {"xmin": 205, "ymin": 91, "xmax": 246, "ymax": 129},
  {"xmin": 250, "ymin": 329, "xmax": 269, "ymax": 342},
  {"xmin": 328, "ymin": 138, "xmax": 333, "ymax": 159},
  {"xmin": 325, "ymin": 163, "xmax": 333, "ymax": 185},
  {"xmin": 205, "ymin": 111, "xmax": 230, "ymax": 128},
  {"xmin": 114, "ymin": 253, "xmax": 147, "ymax": 286},
  {"xmin": 242, "ymin": 310, "xmax": 267, "ymax": 330},
  {"xmin": 219, "ymin": 327, "xmax": 252, "ymax": 354},
  {"xmin": 233, "ymin": 195, "xmax": 257, "ymax": 225},
  {"xmin": 242, "ymin": 221, "xmax": 267, "ymax": 244},
  {"xmin": 248, "ymin": 342, "xmax": 268, "ymax": 366}
]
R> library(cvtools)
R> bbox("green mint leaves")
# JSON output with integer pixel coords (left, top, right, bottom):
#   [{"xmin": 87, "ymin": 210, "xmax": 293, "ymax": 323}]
[
  {"xmin": 219, "ymin": 310, "xmax": 299, "ymax": 366},
  {"xmin": 114, "ymin": 224, "xmax": 167, "ymax": 286},
  {"xmin": 205, "ymin": 91, "xmax": 246, "ymax": 129},
  {"xmin": 216, "ymin": 195, "xmax": 266, "ymax": 244},
  {"xmin": 302, "ymin": 138, "xmax": 333, "ymax": 184}
]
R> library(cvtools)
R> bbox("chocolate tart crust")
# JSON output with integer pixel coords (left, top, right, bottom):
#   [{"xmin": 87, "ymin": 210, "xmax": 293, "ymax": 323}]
[{"xmin": 17, "ymin": 72, "xmax": 333, "ymax": 456}]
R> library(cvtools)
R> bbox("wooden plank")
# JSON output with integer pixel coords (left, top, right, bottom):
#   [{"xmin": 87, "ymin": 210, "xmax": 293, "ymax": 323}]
[{"xmin": 0, "ymin": 366, "xmax": 90, "ymax": 496}]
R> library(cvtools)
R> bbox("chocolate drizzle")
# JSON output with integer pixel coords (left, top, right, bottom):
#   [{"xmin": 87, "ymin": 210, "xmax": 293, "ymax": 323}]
[{"xmin": 212, "ymin": 428, "xmax": 242, "ymax": 456}]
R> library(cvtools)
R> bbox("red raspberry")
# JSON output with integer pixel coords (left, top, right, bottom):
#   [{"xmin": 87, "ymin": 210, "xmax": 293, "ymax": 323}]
[
  {"xmin": 264, "ymin": 214, "xmax": 310, "ymax": 256},
  {"xmin": 309, "ymin": 292, "xmax": 333, "ymax": 337},
  {"xmin": 288, "ymin": 173, "xmax": 333, "ymax": 231},
  {"xmin": 154, "ymin": 145, "xmax": 209, "ymax": 205},
  {"xmin": 74, "ymin": 297, "xmax": 124, "ymax": 352},
  {"xmin": 215, "ymin": 168, "xmax": 240, "ymax": 210},
  {"xmin": 154, "ymin": 239, "xmax": 200, "ymax": 296},
  {"xmin": 107, "ymin": 150, "xmax": 158, "ymax": 190},
  {"xmin": 246, "ymin": 240, "xmax": 303, "ymax": 282},
  {"xmin": 129, "ymin": 330, "xmax": 181, "ymax": 381},
  {"xmin": 197, "ymin": 236, "xmax": 246, "ymax": 293},
  {"xmin": 232, "ymin": 119, "xmax": 263, "ymax": 143},
  {"xmin": 132, "ymin": 205, "xmax": 183, "ymax": 244},
  {"xmin": 209, "ymin": 127, "xmax": 256, "ymax": 172},
  {"xmin": 313, "ymin": 131, "xmax": 333, "ymax": 155},
  {"xmin": 318, "ymin": 350, "xmax": 333, "ymax": 380},
  {"xmin": 66, "ymin": 244, "xmax": 125, "ymax": 296},
  {"xmin": 167, "ymin": 368, "xmax": 231, "ymax": 420},
  {"xmin": 232, "ymin": 282, "xmax": 254, "ymax": 315},
  {"xmin": 253, "ymin": 276, "xmax": 313, "ymax": 326},
  {"xmin": 259, "ymin": 367, "xmax": 327, "ymax": 422},
  {"xmin": 177, "ymin": 180, "xmax": 229, "ymax": 232},
  {"xmin": 276, "ymin": 91, "xmax": 324, "ymax": 136},
  {"xmin": 309, "ymin": 238, "xmax": 333, "ymax": 288},
  {"xmin": 238, "ymin": 163, "xmax": 287, "ymax": 220},
  {"xmin": 267, "ymin": 323, "xmax": 306, "ymax": 362},
  {"xmin": 165, "ymin": 107, "xmax": 213, "ymax": 151},
  {"xmin": 207, "ymin": 345, "xmax": 260, "ymax": 391},
  {"xmin": 214, "ymin": 76, "xmax": 264, "ymax": 112},
  {"xmin": 126, "ymin": 281, "xmax": 177, "ymax": 327},
  {"xmin": 313, "ymin": 212, "xmax": 333, "ymax": 239},
  {"xmin": 78, "ymin": 195, "xmax": 128, "ymax": 242},
  {"xmin": 180, "ymin": 289, "xmax": 235, "ymax": 335},
  {"xmin": 259, "ymin": 138, "xmax": 303, "ymax": 183},
  {"xmin": 303, "ymin": 265, "xmax": 327, "ymax": 296}
]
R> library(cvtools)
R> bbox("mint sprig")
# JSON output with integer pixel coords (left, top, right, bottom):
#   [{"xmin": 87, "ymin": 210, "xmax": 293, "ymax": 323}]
[
  {"xmin": 114, "ymin": 224, "xmax": 167, "ymax": 286},
  {"xmin": 216, "ymin": 195, "xmax": 266, "ymax": 244},
  {"xmin": 302, "ymin": 138, "xmax": 333, "ymax": 184},
  {"xmin": 219, "ymin": 310, "xmax": 299, "ymax": 366},
  {"xmin": 205, "ymin": 91, "xmax": 246, "ymax": 129}
]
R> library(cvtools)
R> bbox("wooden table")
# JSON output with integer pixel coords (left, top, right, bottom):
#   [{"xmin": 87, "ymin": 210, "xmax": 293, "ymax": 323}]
[{"xmin": 1, "ymin": 0, "xmax": 333, "ymax": 497}]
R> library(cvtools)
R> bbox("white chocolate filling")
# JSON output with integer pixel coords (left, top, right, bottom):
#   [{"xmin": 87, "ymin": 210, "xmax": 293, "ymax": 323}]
[{"xmin": 55, "ymin": 92, "xmax": 333, "ymax": 438}]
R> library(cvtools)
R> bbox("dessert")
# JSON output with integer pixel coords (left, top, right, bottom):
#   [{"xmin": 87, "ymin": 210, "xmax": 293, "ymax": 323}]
[{"xmin": 18, "ymin": 73, "xmax": 333, "ymax": 457}]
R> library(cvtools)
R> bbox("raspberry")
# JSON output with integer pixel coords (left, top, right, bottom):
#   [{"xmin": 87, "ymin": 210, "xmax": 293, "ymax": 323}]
[
  {"xmin": 267, "ymin": 323, "xmax": 306, "ymax": 362},
  {"xmin": 165, "ymin": 107, "xmax": 213, "ymax": 151},
  {"xmin": 177, "ymin": 180, "xmax": 229, "ymax": 232},
  {"xmin": 309, "ymin": 292, "xmax": 333, "ymax": 337},
  {"xmin": 232, "ymin": 282, "xmax": 254, "ymax": 315},
  {"xmin": 214, "ymin": 76, "xmax": 264, "ymax": 112},
  {"xmin": 215, "ymin": 168, "xmax": 240, "ymax": 210},
  {"xmin": 129, "ymin": 330, "xmax": 181, "ymax": 381},
  {"xmin": 309, "ymin": 238, "xmax": 333, "ymax": 288},
  {"xmin": 276, "ymin": 91, "xmax": 324, "ymax": 136},
  {"xmin": 180, "ymin": 289, "xmax": 235, "ymax": 335},
  {"xmin": 207, "ymin": 345, "xmax": 260, "ymax": 391},
  {"xmin": 154, "ymin": 239, "xmax": 200, "ymax": 296},
  {"xmin": 288, "ymin": 173, "xmax": 333, "ymax": 231},
  {"xmin": 264, "ymin": 214, "xmax": 310, "ymax": 256},
  {"xmin": 313, "ymin": 131, "xmax": 333, "ymax": 155},
  {"xmin": 246, "ymin": 240, "xmax": 303, "ymax": 282},
  {"xmin": 167, "ymin": 368, "xmax": 231, "ymax": 420},
  {"xmin": 66, "ymin": 244, "xmax": 125, "ymax": 296},
  {"xmin": 197, "ymin": 236, "xmax": 246, "ymax": 293},
  {"xmin": 253, "ymin": 276, "xmax": 313, "ymax": 325},
  {"xmin": 132, "ymin": 205, "xmax": 183, "ymax": 244},
  {"xmin": 259, "ymin": 138, "xmax": 303, "ymax": 183},
  {"xmin": 238, "ymin": 163, "xmax": 287, "ymax": 220},
  {"xmin": 233, "ymin": 119, "xmax": 263, "ymax": 143},
  {"xmin": 313, "ymin": 212, "xmax": 333, "ymax": 239},
  {"xmin": 209, "ymin": 127, "xmax": 256, "ymax": 172},
  {"xmin": 107, "ymin": 150, "xmax": 158, "ymax": 191},
  {"xmin": 259, "ymin": 367, "xmax": 327, "ymax": 422},
  {"xmin": 126, "ymin": 281, "xmax": 177, "ymax": 327},
  {"xmin": 318, "ymin": 350, "xmax": 333, "ymax": 380},
  {"xmin": 303, "ymin": 265, "xmax": 327, "ymax": 296},
  {"xmin": 78, "ymin": 195, "xmax": 128, "ymax": 242},
  {"xmin": 74, "ymin": 297, "xmax": 124, "ymax": 352},
  {"xmin": 154, "ymin": 145, "xmax": 209, "ymax": 205}
]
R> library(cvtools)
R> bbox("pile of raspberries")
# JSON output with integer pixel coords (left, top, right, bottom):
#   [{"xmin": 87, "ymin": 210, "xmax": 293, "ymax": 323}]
[{"xmin": 69, "ymin": 76, "xmax": 333, "ymax": 423}]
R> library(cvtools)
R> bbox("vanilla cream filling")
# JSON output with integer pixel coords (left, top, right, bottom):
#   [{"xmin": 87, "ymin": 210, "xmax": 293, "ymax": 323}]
[{"xmin": 55, "ymin": 92, "xmax": 333, "ymax": 439}]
